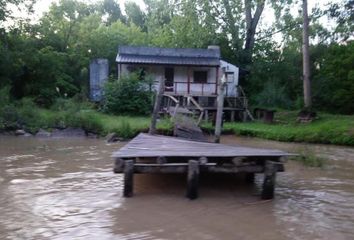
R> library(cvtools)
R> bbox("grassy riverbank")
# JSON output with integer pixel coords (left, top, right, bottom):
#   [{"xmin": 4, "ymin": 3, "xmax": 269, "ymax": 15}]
[
  {"xmin": 219, "ymin": 111, "xmax": 354, "ymax": 146},
  {"xmin": 0, "ymin": 98, "xmax": 171, "ymax": 139},
  {"xmin": 1, "ymin": 99, "xmax": 353, "ymax": 146}
]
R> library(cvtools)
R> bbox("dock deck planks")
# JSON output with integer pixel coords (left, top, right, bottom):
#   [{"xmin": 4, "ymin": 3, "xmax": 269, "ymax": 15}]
[{"xmin": 112, "ymin": 133, "xmax": 292, "ymax": 159}]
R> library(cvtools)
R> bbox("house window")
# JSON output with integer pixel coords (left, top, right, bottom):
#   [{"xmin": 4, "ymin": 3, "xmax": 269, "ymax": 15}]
[{"xmin": 193, "ymin": 71, "xmax": 208, "ymax": 83}]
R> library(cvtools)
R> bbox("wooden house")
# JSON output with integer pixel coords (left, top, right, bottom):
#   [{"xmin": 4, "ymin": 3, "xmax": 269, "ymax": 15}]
[{"xmin": 116, "ymin": 45, "xmax": 252, "ymax": 121}]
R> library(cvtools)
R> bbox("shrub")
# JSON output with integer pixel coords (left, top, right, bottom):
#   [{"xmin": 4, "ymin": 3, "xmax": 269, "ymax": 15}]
[
  {"xmin": 102, "ymin": 73, "xmax": 154, "ymax": 115},
  {"xmin": 0, "ymin": 104, "xmax": 19, "ymax": 130},
  {"xmin": 51, "ymin": 96, "xmax": 94, "ymax": 112},
  {"xmin": 77, "ymin": 111, "xmax": 103, "ymax": 133},
  {"xmin": 112, "ymin": 120, "xmax": 135, "ymax": 139},
  {"xmin": 0, "ymin": 86, "xmax": 11, "ymax": 108},
  {"xmin": 255, "ymin": 83, "xmax": 292, "ymax": 109},
  {"xmin": 17, "ymin": 98, "xmax": 42, "ymax": 133}
]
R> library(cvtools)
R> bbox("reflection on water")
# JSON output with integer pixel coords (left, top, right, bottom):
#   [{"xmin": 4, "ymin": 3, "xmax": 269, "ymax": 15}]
[{"xmin": 0, "ymin": 135, "xmax": 353, "ymax": 240}]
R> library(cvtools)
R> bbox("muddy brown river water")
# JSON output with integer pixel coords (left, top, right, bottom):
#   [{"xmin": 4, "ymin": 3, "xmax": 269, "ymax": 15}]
[{"xmin": 0, "ymin": 135, "xmax": 353, "ymax": 240}]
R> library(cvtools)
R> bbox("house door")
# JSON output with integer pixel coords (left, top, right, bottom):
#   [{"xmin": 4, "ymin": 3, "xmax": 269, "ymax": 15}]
[{"xmin": 164, "ymin": 67, "xmax": 174, "ymax": 92}]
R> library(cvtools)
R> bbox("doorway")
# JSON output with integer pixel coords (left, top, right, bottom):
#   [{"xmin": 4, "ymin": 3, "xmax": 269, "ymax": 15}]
[{"xmin": 165, "ymin": 67, "xmax": 174, "ymax": 92}]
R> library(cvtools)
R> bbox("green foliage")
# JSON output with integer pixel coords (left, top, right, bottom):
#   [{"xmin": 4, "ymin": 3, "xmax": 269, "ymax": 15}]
[
  {"xmin": 102, "ymin": 73, "xmax": 153, "ymax": 115},
  {"xmin": 111, "ymin": 120, "xmax": 134, "ymax": 139},
  {"xmin": 0, "ymin": 86, "xmax": 11, "ymax": 107},
  {"xmin": 0, "ymin": 104, "xmax": 19, "ymax": 130},
  {"xmin": 312, "ymin": 42, "xmax": 354, "ymax": 114},
  {"xmin": 255, "ymin": 83, "xmax": 292, "ymax": 109},
  {"xmin": 290, "ymin": 150, "xmax": 326, "ymax": 168},
  {"xmin": 0, "ymin": 0, "xmax": 354, "ymax": 124},
  {"xmin": 218, "ymin": 111, "xmax": 354, "ymax": 146}
]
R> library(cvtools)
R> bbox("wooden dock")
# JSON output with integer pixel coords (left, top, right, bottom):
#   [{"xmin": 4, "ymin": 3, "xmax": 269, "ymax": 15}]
[{"xmin": 112, "ymin": 133, "xmax": 293, "ymax": 200}]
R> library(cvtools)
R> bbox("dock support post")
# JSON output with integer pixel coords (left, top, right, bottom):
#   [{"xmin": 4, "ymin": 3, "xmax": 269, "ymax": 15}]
[
  {"xmin": 186, "ymin": 160, "xmax": 199, "ymax": 200},
  {"xmin": 113, "ymin": 158, "xmax": 124, "ymax": 173},
  {"xmin": 204, "ymin": 109, "xmax": 209, "ymax": 122},
  {"xmin": 149, "ymin": 76, "xmax": 165, "ymax": 135},
  {"xmin": 261, "ymin": 161, "xmax": 276, "ymax": 199},
  {"xmin": 245, "ymin": 172, "xmax": 255, "ymax": 184},
  {"xmin": 123, "ymin": 160, "xmax": 134, "ymax": 197},
  {"xmin": 231, "ymin": 110, "xmax": 235, "ymax": 122},
  {"xmin": 214, "ymin": 75, "xmax": 226, "ymax": 143}
]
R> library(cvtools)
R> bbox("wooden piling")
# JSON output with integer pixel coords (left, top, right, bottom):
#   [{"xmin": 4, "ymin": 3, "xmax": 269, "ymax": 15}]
[
  {"xmin": 123, "ymin": 160, "xmax": 134, "ymax": 197},
  {"xmin": 214, "ymin": 78, "xmax": 226, "ymax": 143},
  {"xmin": 149, "ymin": 77, "xmax": 165, "ymax": 135},
  {"xmin": 261, "ymin": 161, "xmax": 277, "ymax": 199},
  {"xmin": 113, "ymin": 158, "xmax": 124, "ymax": 173},
  {"xmin": 245, "ymin": 172, "xmax": 255, "ymax": 184},
  {"xmin": 186, "ymin": 160, "xmax": 200, "ymax": 200}
]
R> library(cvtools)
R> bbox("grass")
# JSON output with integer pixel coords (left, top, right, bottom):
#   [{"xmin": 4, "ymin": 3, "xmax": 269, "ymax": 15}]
[
  {"xmin": 0, "ymin": 98, "xmax": 172, "ymax": 139},
  {"xmin": 212, "ymin": 111, "xmax": 354, "ymax": 146},
  {"xmin": 34, "ymin": 109, "xmax": 172, "ymax": 139},
  {"xmin": 1, "ymin": 98, "xmax": 353, "ymax": 146},
  {"xmin": 289, "ymin": 153, "xmax": 326, "ymax": 168}
]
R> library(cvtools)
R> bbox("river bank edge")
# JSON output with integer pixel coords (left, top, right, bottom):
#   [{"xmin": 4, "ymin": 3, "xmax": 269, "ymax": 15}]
[{"xmin": 1, "ymin": 105, "xmax": 353, "ymax": 146}]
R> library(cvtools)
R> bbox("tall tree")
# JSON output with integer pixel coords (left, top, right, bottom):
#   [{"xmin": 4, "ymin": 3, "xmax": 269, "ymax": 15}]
[
  {"xmin": 0, "ymin": 0, "xmax": 36, "ymax": 24},
  {"xmin": 196, "ymin": 0, "xmax": 266, "ymax": 67},
  {"xmin": 125, "ymin": 1, "xmax": 146, "ymax": 30},
  {"xmin": 302, "ymin": 0, "xmax": 311, "ymax": 108},
  {"xmin": 101, "ymin": 0, "xmax": 125, "ymax": 24},
  {"xmin": 326, "ymin": 0, "xmax": 354, "ymax": 42},
  {"xmin": 243, "ymin": 0, "xmax": 265, "ymax": 64}
]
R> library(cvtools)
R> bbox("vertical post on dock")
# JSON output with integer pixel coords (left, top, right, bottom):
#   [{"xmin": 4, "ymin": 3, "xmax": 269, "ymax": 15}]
[
  {"xmin": 186, "ymin": 160, "xmax": 200, "ymax": 200},
  {"xmin": 113, "ymin": 158, "xmax": 124, "ymax": 173},
  {"xmin": 123, "ymin": 160, "xmax": 134, "ymax": 197},
  {"xmin": 245, "ymin": 172, "xmax": 255, "ymax": 184},
  {"xmin": 149, "ymin": 77, "xmax": 165, "ymax": 135},
  {"xmin": 261, "ymin": 161, "xmax": 276, "ymax": 199},
  {"xmin": 214, "ymin": 72, "xmax": 226, "ymax": 143}
]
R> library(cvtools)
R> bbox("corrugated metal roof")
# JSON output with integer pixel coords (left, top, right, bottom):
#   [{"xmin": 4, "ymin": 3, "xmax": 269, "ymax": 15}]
[{"xmin": 116, "ymin": 46, "xmax": 220, "ymax": 66}]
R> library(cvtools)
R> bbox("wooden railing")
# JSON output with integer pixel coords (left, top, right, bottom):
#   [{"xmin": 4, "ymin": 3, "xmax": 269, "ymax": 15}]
[{"xmin": 170, "ymin": 81, "xmax": 218, "ymax": 96}]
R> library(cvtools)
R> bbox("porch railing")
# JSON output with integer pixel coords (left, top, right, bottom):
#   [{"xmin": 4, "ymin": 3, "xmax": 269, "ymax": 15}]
[{"xmin": 167, "ymin": 81, "xmax": 218, "ymax": 96}]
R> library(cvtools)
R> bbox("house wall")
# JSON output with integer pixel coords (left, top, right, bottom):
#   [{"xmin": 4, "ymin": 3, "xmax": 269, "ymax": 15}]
[
  {"xmin": 220, "ymin": 60, "xmax": 239, "ymax": 97},
  {"xmin": 119, "ymin": 64, "xmax": 218, "ymax": 95}
]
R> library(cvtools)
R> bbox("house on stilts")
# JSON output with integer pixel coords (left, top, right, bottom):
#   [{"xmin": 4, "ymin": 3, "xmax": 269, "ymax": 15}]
[{"xmin": 116, "ymin": 45, "xmax": 253, "ymax": 122}]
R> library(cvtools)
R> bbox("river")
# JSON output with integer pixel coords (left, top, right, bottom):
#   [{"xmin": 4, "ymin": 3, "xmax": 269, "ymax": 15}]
[{"xmin": 0, "ymin": 135, "xmax": 353, "ymax": 240}]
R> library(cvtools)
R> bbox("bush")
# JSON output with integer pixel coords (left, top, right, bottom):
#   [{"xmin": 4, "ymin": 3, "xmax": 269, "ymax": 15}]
[
  {"xmin": 17, "ymin": 98, "xmax": 42, "ymax": 133},
  {"xmin": 255, "ymin": 83, "xmax": 292, "ymax": 109},
  {"xmin": 111, "ymin": 120, "xmax": 135, "ymax": 139},
  {"xmin": 102, "ymin": 73, "xmax": 153, "ymax": 115},
  {"xmin": 0, "ymin": 104, "xmax": 19, "ymax": 130},
  {"xmin": 76, "ymin": 111, "xmax": 103, "ymax": 133},
  {"xmin": 0, "ymin": 86, "xmax": 11, "ymax": 108},
  {"xmin": 51, "ymin": 96, "xmax": 94, "ymax": 112}
]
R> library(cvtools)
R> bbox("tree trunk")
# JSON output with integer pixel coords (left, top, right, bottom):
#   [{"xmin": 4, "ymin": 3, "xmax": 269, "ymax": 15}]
[
  {"xmin": 302, "ymin": 0, "xmax": 312, "ymax": 108},
  {"xmin": 244, "ymin": 0, "xmax": 265, "ymax": 65}
]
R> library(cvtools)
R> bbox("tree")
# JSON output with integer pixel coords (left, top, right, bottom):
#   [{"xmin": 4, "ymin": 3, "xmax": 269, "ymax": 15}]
[
  {"xmin": 125, "ymin": 1, "xmax": 146, "ymax": 30},
  {"xmin": 326, "ymin": 0, "xmax": 354, "ymax": 42},
  {"xmin": 100, "ymin": 0, "xmax": 125, "ymax": 24},
  {"xmin": 302, "ymin": 0, "xmax": 311, "ymax": 108},
  {"xmin": 0, "ymin": 0, "xmax": 36, "ymax": 26}
]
